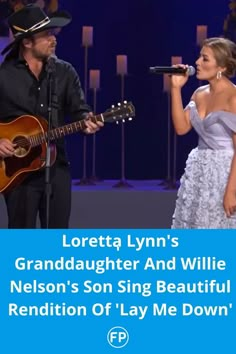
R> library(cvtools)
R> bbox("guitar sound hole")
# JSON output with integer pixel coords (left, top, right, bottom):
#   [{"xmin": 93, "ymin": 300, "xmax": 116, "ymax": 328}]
[{"xmin": 13, "ymin": 136, "xmax": 31, "ymax": 157}]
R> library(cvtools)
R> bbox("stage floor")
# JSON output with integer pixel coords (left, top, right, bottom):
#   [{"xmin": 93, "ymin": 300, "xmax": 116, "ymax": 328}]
[{"xmin": 0, "ymin": 180, "xmax": 178, "ymax": 228}]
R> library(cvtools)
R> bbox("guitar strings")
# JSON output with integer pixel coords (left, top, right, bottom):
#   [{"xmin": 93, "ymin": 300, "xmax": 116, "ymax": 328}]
[{"xmin": 9, "ymin": 105, "xmax": 131, "ymax": 148}]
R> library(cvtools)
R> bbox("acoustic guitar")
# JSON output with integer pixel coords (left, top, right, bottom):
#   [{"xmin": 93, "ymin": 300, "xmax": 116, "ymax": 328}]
[{"xmin": 0, "ymin": 101, "xmax": 135, "ymax": 193}]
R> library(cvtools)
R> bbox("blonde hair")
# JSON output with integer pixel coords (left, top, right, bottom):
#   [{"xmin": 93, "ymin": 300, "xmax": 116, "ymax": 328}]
[{"xmin": 203, "ymin": 37, "xmax": 236, "ymax": 77}]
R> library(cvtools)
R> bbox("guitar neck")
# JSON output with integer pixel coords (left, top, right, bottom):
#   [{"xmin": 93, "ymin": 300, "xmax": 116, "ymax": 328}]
[
  {"xmin": 32, "ymin": 113, "xmax": 103, "ymax": 146},
  {"xmin": 28, "ymin": 101, "xmax": 134, "ymax": 146}
]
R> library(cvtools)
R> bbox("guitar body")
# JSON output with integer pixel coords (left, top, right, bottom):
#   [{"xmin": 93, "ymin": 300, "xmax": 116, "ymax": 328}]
[
  {"xmin": 0, "ymin": 115, "xmax": 56, "ymax": 193},
  {"xmin": 0, "ymin": 101, "xmax": 135, "ymax": 193}
]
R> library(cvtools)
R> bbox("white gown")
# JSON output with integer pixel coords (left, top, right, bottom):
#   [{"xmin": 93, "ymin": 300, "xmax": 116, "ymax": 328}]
[{"xmin": 172, "ymin": 101, "xmax": 236, "ymax": 228}]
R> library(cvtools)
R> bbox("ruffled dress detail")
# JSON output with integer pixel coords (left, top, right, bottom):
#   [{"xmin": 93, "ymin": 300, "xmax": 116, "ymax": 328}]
[{"xmin": 172, "ymin": 101, "xmax": 236, "ymax": 228}]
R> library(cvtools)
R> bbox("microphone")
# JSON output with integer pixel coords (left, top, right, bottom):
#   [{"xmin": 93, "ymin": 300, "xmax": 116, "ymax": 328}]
[{"xmin": 149, "ymin": 65, "xmax": 195, "ymax": 76}]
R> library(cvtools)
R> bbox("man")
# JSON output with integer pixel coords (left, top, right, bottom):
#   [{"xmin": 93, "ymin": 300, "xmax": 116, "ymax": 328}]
[{"xmin": 0, "ymin": 4, "xmax": 103, "ymax": 228}]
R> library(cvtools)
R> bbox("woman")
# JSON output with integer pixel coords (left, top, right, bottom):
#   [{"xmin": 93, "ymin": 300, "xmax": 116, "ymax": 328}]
[{"xmin": 171, "ymin": 37, "xmax": 236, "ymax": 228}]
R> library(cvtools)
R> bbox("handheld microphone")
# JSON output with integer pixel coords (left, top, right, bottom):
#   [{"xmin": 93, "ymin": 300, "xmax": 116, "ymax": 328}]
[{"xmin": 149, "ymin": 66, "xmax": 195, "ymax": 76}]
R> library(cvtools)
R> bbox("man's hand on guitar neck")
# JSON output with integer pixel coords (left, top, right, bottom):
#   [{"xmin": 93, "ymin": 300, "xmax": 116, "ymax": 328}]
[
  {"xmin": 83, "ymin": 112, "xmax": 104, "ymax": 134},
  {"xmin": 0, "ymin": 138, "xmax": 16, "ymax": 158}
]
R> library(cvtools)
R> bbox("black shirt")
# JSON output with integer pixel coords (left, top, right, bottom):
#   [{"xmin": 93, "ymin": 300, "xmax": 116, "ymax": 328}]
[{"xmin": 0, "ymin": 56, "xmax": 91, "ymax": 162}]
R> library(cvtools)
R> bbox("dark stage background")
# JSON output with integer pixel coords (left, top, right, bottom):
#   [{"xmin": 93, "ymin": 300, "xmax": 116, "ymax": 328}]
[{"xmin": 1, "ymin": 0, "xmax": 232, "ymax": 180}]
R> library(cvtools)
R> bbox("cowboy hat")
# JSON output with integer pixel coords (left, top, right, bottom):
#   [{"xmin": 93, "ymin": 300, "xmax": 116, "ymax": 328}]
[{"xmin": 1, "ymin": 3, "xmax": 72, "ymax": 55}]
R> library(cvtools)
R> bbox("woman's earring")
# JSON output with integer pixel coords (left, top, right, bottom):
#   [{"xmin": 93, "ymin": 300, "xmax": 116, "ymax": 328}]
[{"xmin": 217, "ymin": 71, "xmax": 222, "ymax": 80}]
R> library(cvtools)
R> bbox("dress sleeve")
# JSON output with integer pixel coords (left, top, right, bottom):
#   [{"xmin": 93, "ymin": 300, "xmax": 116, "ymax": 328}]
[
  {"xmin": 219, "ymin": 112, "xmax": 236, "ymax": 133},
  {"xmin": 184, "ymin": 100, "xmax": 196, "ymax": 111}
]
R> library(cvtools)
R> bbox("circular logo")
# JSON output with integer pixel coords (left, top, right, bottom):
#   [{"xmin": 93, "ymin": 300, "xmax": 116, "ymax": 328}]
[{"xmin": 107, "ymin": 326, "xmax": 129, "ymax": 348}]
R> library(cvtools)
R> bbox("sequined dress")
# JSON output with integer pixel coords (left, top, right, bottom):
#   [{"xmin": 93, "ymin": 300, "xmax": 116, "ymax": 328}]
[{"xmin": 172, "ymin": 101, "xmax": 236, "ymax": 228}]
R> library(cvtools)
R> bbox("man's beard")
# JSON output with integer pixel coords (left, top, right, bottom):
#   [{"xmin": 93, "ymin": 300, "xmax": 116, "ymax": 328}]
[{"xmin": 33, "ymin": 47, "xmax": 56, "ymax": 61}]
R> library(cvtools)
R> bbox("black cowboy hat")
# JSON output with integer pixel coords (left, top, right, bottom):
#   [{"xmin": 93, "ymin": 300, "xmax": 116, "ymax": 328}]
[{"xmin": 1, "ymin": 3, "xmax": 72, "ymax": 55}]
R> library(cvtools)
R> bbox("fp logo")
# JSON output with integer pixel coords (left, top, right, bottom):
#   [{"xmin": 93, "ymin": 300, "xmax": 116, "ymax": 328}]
[{"xmin": 107, "ymin": 326, "xmax": 129, "ymax": 348}]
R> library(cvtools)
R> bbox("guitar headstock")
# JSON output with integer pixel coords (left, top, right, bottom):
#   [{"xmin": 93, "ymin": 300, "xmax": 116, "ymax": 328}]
[{"xmin": 104, "ymin": 101, "xmax": 135, "ymax": 123}]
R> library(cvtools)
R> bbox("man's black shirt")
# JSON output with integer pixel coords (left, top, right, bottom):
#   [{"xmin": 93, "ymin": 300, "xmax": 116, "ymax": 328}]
[{"xmin": 0, "ymin": 56, "xmax": 91, "ymax": 162}]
